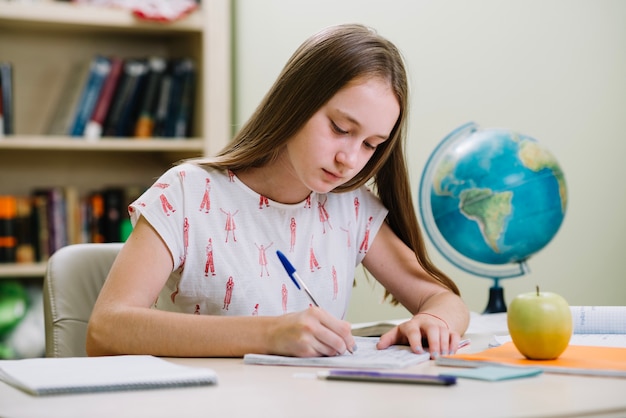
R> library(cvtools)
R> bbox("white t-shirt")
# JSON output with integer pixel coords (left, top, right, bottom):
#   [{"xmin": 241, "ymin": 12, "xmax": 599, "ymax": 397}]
[{"xmin": 129, "ymin": 163, "xmax": 388, "ymax": 319}]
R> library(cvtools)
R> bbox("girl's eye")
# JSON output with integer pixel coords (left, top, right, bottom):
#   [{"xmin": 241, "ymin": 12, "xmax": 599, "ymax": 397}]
[
  {"xmin": 363, "ymin": 142, "xmax": 377, "ymax": 151},
  {"xmin": 331, "ymin": 121, "xmax": 349, "ymax": 135}
]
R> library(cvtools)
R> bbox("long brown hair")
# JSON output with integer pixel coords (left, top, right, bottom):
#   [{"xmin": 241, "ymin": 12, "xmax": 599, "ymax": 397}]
[{"xmin": 192, "ymin": 24, "xmax": 460, "ymax": 297}]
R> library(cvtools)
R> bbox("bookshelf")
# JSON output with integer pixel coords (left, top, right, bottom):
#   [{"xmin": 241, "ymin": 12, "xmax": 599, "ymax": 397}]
[{"xmin": 0, "ymin": 0, "xmax": 231, "ymax": 278}]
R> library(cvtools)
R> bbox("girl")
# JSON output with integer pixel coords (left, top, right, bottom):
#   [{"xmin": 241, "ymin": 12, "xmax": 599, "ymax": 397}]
[{"xmin": 87, "ymin": 23, "xmax": 469, "ymax": 359}]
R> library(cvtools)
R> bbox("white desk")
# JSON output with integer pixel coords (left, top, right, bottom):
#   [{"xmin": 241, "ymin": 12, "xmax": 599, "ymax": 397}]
[{"xmin": 1, "ymin": 317, "xmax": 626, "ymax": 418}]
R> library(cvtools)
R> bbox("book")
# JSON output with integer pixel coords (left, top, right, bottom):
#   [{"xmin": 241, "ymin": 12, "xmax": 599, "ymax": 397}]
[
  {"xmin": 70, "ymin": 55, "xmax": 112, "ymax": 137},
  {"xmin": 163, "ymin": 58, "xmax": 195, "ymax": 138},
  {"xmin": 46, "ymin": 60, "xmax": 92, "ymax": 136},
  {"xmin": 103, "ymin": 58, "xmax": 149, "ymax": 137},
  {"xmin": 31, "ymin": 193, "xmax": 50, "ymax": 262},
  {"xmin": 63, "ymin": 186, "xmax": 82, "ymax": 245},
  {"xmin": 84, "ymin": 56, "xmax": 124, "ymax": 140},
  {"xmin": 169, "ymin": 58, "xmax": 195, "ymax": 138},
  {"xmin": 152, "ymin": 61, "xmax": 174, "ymax": 137},
  {"xmin": 0, "ymin": 355, "xmax": 217, "ymax": 396},
  {"xmin": 154, "ymin": 58, "xmax": 195, "ymax": 138},
  {"xmin": 88, "ymin": 191, "xmax": 105, "ymax": 243},
  {"xmin": 0, "ymin": 62, "xmax": 13, "ymax": 136},
  {"xmin": 102, "ymin": 187, "xmax": 124, "ymax": 242},
  {"xmin": 32, "ymin": 188, "xmax": 68, "ymax": 257},
  {"xmin": 0, "ymin": 196, "xmax": 17, "ymax": 263},
  {"xmin": 436, "ymin": 341, "xmax": 626, "ymax": 378},
  {"xmin": 243, "ymin": 336, "xmax": 431, "ymax": 369},
  {"xmin": 134, "ymin": 56, "xmax": 167, "ymax": 138},
  {"xmin": 14, "ymin": 196, "xmax": 35, "ymax": 264},
  {"xmin": 0, "ymin": 76, "xmax": 4, "ymax": 137}
]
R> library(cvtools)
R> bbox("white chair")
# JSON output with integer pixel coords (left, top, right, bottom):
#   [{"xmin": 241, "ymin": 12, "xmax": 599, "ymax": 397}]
[{"xmin": 43, "ymin": 243, "xmax": 123, "ymax": 357}]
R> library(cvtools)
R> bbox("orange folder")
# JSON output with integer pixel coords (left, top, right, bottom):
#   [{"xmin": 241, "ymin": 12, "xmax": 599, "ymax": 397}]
[{"xmin": 437, "ymin": 342, "xmax": 626, "ymax": 377}]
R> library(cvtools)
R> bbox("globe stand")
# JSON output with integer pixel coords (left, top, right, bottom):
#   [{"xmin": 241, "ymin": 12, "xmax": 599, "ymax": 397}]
[{"xmin": 484, "ymin": 279, "xmax": 507, "ymax": 313}]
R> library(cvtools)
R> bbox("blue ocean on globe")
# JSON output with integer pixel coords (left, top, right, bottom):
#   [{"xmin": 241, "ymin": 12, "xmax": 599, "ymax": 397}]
[{"xmin": 423, "ymin": 122, "xmax": 567, "ymax": 267}]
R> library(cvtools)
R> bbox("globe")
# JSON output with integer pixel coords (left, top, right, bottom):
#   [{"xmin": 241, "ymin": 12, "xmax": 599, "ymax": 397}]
[{"xmin": 419, "ymin": 122, "xmax": 567, "ymax": 313}]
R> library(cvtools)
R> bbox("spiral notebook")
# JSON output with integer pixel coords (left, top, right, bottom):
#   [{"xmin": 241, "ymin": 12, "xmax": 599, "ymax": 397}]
[{"xmin": 0, "ymin": 355, "xmax": 218, "ymax": 396}]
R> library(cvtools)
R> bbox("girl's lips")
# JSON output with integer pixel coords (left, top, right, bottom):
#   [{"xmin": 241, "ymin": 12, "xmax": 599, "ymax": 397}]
[{"xmin": 322, "ymin": 168, "xmax": 342, "ymax": 181}]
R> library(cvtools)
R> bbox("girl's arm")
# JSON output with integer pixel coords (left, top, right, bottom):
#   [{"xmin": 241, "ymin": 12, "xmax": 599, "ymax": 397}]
[
  {"xmin": 86, "ymin": 216, "xmax": 355, "ymax": 358},
  {"xmin": 362, "ymin": 222, "xmax": 470, "ymax": 358}
]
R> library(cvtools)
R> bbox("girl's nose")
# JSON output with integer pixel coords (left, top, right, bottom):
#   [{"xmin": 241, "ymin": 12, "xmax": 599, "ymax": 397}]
[{"xmin": 335, "ymin": 141, "xmax": 359, "ymax": 169}]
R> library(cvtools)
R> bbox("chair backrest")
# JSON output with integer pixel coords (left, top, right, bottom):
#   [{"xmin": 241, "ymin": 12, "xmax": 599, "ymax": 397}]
[{"xmin": 43, "ymin": 243, "xmax": 123, "ymax": 357}]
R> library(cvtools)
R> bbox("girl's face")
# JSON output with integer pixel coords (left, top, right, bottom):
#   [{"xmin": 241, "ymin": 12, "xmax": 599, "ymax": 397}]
[{"xmin": 285, "ymin": 77, "xmax": 400, "ymax": 195}]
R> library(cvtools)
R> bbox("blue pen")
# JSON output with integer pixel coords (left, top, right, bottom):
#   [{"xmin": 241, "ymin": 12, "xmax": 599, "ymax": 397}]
[
  {"xmin": 276, "ymin": 250, "xmax": 320, "ymax": 307},
  {"xmin": 276, "ymin": 250, "xmax": 356, "ymax": 354}
]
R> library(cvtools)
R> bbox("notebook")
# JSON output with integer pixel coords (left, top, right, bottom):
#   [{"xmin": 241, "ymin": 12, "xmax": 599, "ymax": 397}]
[
  {"xmin": 436, "ymin": 342, "xmax": 626, "ymax": 378},
  {"xmin": 0, "ymin": 355, "xmax": 218, "ymax": 396},
  {"xmin": 244, "ymin": 336, "xmax": 431, "ymax": 369}
]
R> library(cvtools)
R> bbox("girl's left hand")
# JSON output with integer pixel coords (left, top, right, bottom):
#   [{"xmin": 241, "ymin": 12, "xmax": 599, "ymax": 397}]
[{"xmin": 375, "ymin": 314, "xmax": 462, "ymax": 359}]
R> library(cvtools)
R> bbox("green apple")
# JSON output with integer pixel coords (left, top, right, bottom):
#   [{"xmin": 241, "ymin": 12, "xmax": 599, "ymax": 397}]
[{"xmin": 507, "ymin": 286, "xmax": 573, "ymax": 360}]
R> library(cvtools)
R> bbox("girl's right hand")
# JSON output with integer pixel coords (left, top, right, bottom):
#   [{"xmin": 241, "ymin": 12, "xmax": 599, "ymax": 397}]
[{"xmin": 267, "ymin": 307, "xmax": 356, "ymax": 357}]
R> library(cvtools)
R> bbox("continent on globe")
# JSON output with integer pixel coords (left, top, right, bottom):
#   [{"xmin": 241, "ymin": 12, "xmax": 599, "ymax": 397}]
[
  {"xmin": 518, "ymin": 140, "xmax": 567, "ymax": 213},
  {"xmin": 458, "ymin": 188, "xmax": 512, "ymax": 253}
]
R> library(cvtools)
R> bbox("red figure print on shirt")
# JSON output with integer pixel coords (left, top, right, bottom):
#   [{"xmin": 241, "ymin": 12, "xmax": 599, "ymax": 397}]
[
  {"xmin": 340, "ymin": 222, "xmax": 351, "ymax": 247},
  {"xmin": 309, "ymin": 236, "xmax": 321, "ymax": 272},
  {"xmin": 354, "ymin": 197, "xmax": 360, "ymax": 220},
  {"xmin": 160, "ymin": 194, "xmax": 175, "ymax": 216},
  {"xmin": 331, "ymin": 265, "xmax": 338, "ymax": 300},
  {"xmin": 252, "ymin": 303, "xmax": 259, "ymax": 316},
  {"xmin": 317, "ymin": 196, "xmax": 332, "ymax": 233},
  {"xmin": 223, "ymin": 276, "xmax": 234, "ymax": 310},
  {"xmin": 227, "ymin": 169, "xmax": 235, "ymax": 182},
  {"xmin": 281, "ymin": 284, "xmax": 288, "ymax": 313},
  {"xmin": 256, "ymin": 242, "xmax": 274, "ymax": 277},
  {"xmin": 259, "ymin": 195, "xmax": 269, "ymax": 209},
  {"xmin": 183, "ymin": 217, "xmax": 189, "ymax": 250},
  {"xmin": 205, "ymin": 238, "xmax": 215, "ymax": 277},
  {"xmin": 179, "ymin": 170, "xmax": 186, "ymax": 182},
  {"xmin": 304, "ymin": 195, "xmax": 311, "ymax": 209},
  {"xmin": 154, "ymin": 182, "xmax": 170, "ymax": 189},
  {"xmin": 179, "ymin": 217, "xmax": 189, "ymax": 268},
  {"xmin": 199, "ymin": 178, "xmax": 211, "ymax": 213},
  {"xmin": 359, "ymin": 216, "xmax": 374, "ymax": 253},
  {"xmin": 289, "ymin": 217, "xmax": 297, "ymax": 252},
  {"xmin": 220, "ymin": 208, "xmax": 239, "ymax": 242}
]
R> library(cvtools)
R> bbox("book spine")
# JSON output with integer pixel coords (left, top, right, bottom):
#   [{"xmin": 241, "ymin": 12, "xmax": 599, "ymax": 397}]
[
  {"xmin": 0, "ymin": 77, "xmax": 4, "ymax": 137},
  {"xmin": 15, "ymin": 196, "xmax": 35, "ymax": 264},
  {"xmin": 103, "ymin": 59, "xmax": 148, "ymax": 137},
  {"xmin": 70, "ymin": 55, "xmax": 112, "ymax": 137},
  {"xmin": 0, "ymin": 62, "xmax": 14, "ymax": 136},
  {"xmin": 84, "ymin": 57, "xmax": 124, "ymax": 140},
  {"xmin": 102, "ymin": 187, "xmax": 124, "ymax": 242},
  {"xmin": 0, "ymin": 195, "xmax": 17, "ymax": 263},
  {"xmin": 33, "ymin": 188, "xmax": 68, "ymax": 257},
  {"xmin": 152, "ymin": 63, "xmax": 173, "ymax": 138},
  {"xmin": 162, "ymin": 58, "xmax": 194, "ymax": 138},
  {"xmin": 64, "ymin": 186, "xmax": 82, "ymax": 245},
  {"xmin": 89, "ymin": 192, "xmax": 105, "ymax": 243},
  {"xmin": 134, "ymin": 56, "xmax": 167, "ymax": 138},
  {"xmin": 173, "ymin": 58, "xmax": 195, "ymax": 138},
  {"xmin": 31, "ymin": 194, "xmax": 50, "ymax": 262}
]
